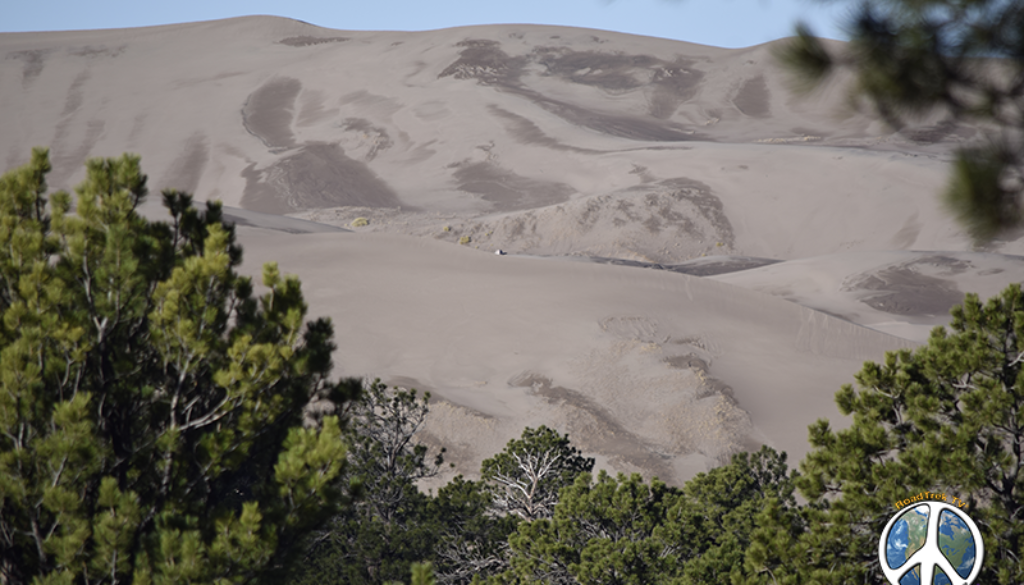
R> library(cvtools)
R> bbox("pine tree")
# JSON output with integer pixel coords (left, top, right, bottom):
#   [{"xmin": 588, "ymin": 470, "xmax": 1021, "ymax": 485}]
[
  {"xmin": 491, "ymin": 447, "xmax": 795, "ymax": 584},
  {"xmin": 0, "ymin": 148, "xmax": 357, "ymax": 585},
  {"xmin": 432, "ymin": 476, "xmax": 518, "ymax": 585},
  {"xmin": 681, "ymin": 447, "xmax": 797, "ymax": 584},
  {"xmin": 738, "ymin": 284, "xmax": 1024, "ymax": 584},
  {"xmin": 480, "ymin": 426, "xmax": 594, "ymax": 522},
  {"xmin": 295, "ymin": 381, "xmax": 445, "ymax": 585},
  {"xmin": 500, "ymin": 471, "xmax": 688, "ymax": 585}
]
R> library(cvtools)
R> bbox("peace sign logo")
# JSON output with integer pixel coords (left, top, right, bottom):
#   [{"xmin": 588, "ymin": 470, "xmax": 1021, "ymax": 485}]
[{"xmin": 878, "ymin": 501, "xmax": 984, "ymax": 585}]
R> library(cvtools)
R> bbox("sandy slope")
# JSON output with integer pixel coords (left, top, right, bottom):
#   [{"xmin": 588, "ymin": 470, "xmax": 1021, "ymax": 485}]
[
  {"xmin": 236, "ymin": 229, "xmax": 914, "ymax": 486},
  {"xmin": 712, "ymin": 251, "xmax": 1024, "ymax": 342},
  {"xmin": 2, "ymin": 15, "xmax": 1022, "ymax": 484}
]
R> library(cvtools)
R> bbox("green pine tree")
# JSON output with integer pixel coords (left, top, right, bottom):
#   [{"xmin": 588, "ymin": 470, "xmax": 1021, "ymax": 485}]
[
  {"xmin": 0, "ymin": 148, "xmax": 358, "ymax": 585},
  {"xmin": 295, "ymin": 381, "xmax": 445, "ymax": 585},
  {"xmin": 480, "ymin": 426, "xmax": 595, "ymax": 522},
  {"xmin": 681, "ymin": 447, "xmax": 797, "ymax": 585},
  {"xmin": 505, "ymin": 471, "xmax": 688, "ymax": 585},
  {"xmin": 491, "ymin": 446, "xmax": 795, "ymax": 585},
  {"xmin": 431, "ymin": 476, "xmax": 519, "ymax": 585},
  {"xmin": 737, "ymin": 283, "xmax": 1024, "ymax": 584}
]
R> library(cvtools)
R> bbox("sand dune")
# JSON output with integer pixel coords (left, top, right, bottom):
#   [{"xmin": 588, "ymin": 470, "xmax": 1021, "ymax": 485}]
[
  {"xmin": 2, "ymin": 15, "xmax": 1021, "ymax": 484},
  {"xmin": 235, "ymin": 229, "xmax": 914, "ymax": 485},
  {"xmin": 712, "ymin": 251, "xmax": 1024, "ymax": 341}
]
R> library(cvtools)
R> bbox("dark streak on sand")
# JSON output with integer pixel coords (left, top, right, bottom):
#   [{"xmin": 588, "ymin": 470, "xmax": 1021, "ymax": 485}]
[
  {"xmin": 489, "ymin": 105, "xmax": 698, "ymax": 154},
  {"xmin": 341, "ymin": 117, "xmax": 394, "ymax": 161},
  {"xmin": 242, "ymin": 76, "xmax": 302, "ymax": 149},
  {"xmin": 239, "ymin": 78, "xmax": 409, "ymax": 213},
  {"xmin": 532, "ymin": 48, "xmax": 704, "ymax": 120},
  {"xmin": 625, "ymin": 178, "xmax": 736, "ymax": 246},
  {"xmin": 523, "ymin": 88, "xmax": 703, "ymax": 142},
  {"xmin": 220, "ymin": 207, "xmax": 349, "ymax": 234},
  {"xmin": 70, "ymin": 45, "xmax": 126, "ymax": 58},
  {"xmin": 662, "ymin": 354, "xmax": 738, "ymax": 402},
  {"xmin": 439, "ymin": 39, "xmax": 709, "ymax": 142},
  {"xmin": 508, "ymin": 372, "xmax": 676, "ymax": 480},
  {"xmin": 733, "ymin": 76, "xmax": 771, "ymax": 118},
  {"xmin": 296, "ymin": 89, "xmax": 331, "ymax": 127},
  {"xmin": 534, "ymin": 47, "xmax": 654, "ymax": 91},
  {"xmin": 278, "ymin": 36, "xmax": 349, "ymax": 47},
  {"xmin": 587, "ymin": 255, "xmax": 781, "ymax": 277},
  {"xmin": 843, "ymin": 255, "xmax": 969, "ymax": 316},
  {"xmin": 647, "ymin": 60, "xmax": 704, "ymax": 119},
  {"xmin": 438, "ymin": 39, "xmax": 529, "ymax": 85},
  {"xmin": 9, "ymin": 49, "xmax": 47, "ymax": 86},
  {"xmin": 48, "ymin": 69, "xmax": 92, "ymax": 184},
  {"xmin": 488, "ymin": 105, "xmax": 602, "ymax": 153},
  {"xmin": 161, "ymin": 132, "xmax": 209, "ymax": 194},
  {"xmin": 452, "ymin": 160, "xmax": 575, "ymax": 212},
  {"xmin": 241, "ymin": 142, "xmax": 406, "ymax": 214},
  {"xmin": 61, "ymin": 70, "xmax": 89, "ymax": 117},
  {"xmin": 51, "ymin": 120, "xmax": 106, "ymax": 187}
]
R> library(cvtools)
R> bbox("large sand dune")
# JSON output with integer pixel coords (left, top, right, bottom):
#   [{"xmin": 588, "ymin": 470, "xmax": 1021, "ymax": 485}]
[{"xmin": 2, "ymin": 15, "xmax": 1021, "ymax": 486}]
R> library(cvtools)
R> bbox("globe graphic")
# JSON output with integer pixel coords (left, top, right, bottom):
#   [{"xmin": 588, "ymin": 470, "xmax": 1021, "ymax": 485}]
[{"xmin": 884, "ymin": 504, "xmax": 978, "ymax": 585}]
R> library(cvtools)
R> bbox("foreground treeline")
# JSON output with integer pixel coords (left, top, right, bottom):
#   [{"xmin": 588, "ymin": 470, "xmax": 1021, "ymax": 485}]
[
  {"xmin": 1, "ymin": 150, "xmax": 1022, "ymax": 584},
  {"xmin": 294, "ymin": 384, "xmax": 798, "ymax": 585}
]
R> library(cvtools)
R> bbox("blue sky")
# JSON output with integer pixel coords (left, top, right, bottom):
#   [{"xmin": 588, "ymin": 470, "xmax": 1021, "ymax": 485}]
[{"xmin": 2, "ymin": 0, "xmax": 851, "ymax": 48}]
